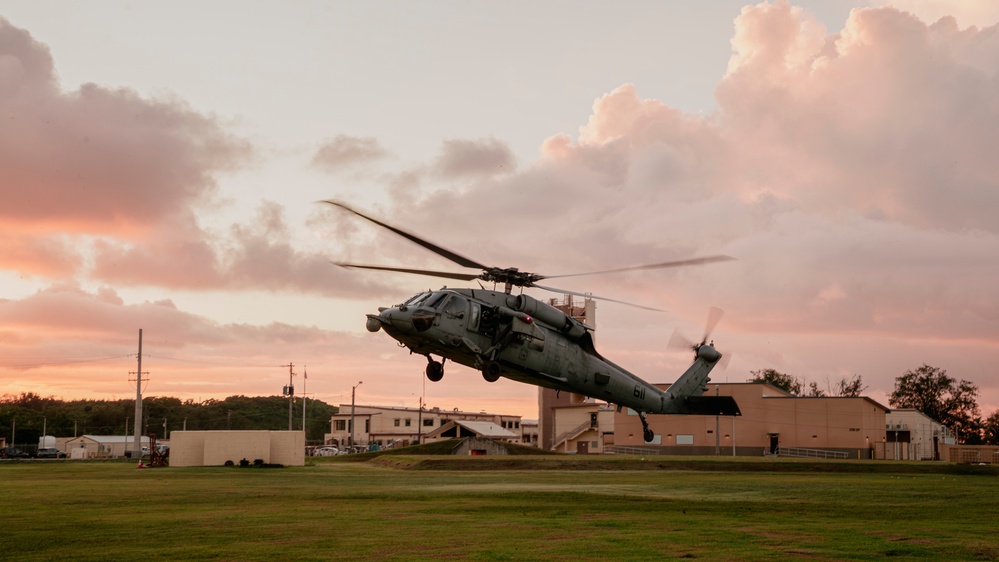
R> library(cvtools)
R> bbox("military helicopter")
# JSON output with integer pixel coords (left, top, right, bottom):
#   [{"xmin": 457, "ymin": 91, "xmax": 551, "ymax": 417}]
[{"xmin": 324, "ymin": 201, "xmax": 741, "ymax": 442}]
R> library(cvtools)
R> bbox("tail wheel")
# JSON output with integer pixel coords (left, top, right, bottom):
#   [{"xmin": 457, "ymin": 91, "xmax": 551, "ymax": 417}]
[
  {"xmin": 426, "ymin": 360, "xmax": 444, "ymax": 382},
  {"xmin": 643, "ymin": 428, "xmax": 655, "ymax": 443},
  {"xmin": 481, "ymin": 361, "xmax": 502, "ymax": 383}
]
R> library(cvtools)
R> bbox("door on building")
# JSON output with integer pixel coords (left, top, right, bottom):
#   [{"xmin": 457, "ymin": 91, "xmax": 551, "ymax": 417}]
[
  {"xmin": 577, "ymin": 441, "xmax": 589, "ymax": 454},
  {"xmin": 768, "ymin": 434, "xmax": 779, "ymax": 455}
]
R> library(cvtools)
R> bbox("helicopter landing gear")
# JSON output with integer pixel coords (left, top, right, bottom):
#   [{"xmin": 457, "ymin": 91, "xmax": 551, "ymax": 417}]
[
  {"xmin": 481, "ymin": 361, "xmax": 502, "ymax": 383},
  {"xmin": 425, "ymin": 357, "xmax": 444, "ymax": 382},
  {"xmin": 639, "ymin": 412, "xmax": 654, "ymax": 443}
]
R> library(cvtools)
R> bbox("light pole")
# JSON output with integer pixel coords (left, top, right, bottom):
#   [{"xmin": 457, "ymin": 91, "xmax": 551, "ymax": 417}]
[{"xmin": 350, "ymin": 381, "xmax": 363, "ymax": 449}]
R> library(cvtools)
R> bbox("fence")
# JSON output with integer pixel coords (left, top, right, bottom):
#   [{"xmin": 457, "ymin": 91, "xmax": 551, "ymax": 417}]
[{"xmin": 779, "ymin": 447, "xmax": 849, "ymax": 459}]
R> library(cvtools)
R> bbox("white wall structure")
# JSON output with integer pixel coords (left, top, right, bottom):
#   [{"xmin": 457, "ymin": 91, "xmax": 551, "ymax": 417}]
[{"xmin": 169, "ymin": 431, "xmax": 304, "ymax": 467}]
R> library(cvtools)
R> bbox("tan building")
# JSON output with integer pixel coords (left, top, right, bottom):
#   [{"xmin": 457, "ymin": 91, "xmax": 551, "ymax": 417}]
[
  {"xmin": 65, "ymin": 435, "xmax": 150, "ymax": 459},
  {"xmin": 613, "ymin": 383, "xmax": 888, "ymax": 459},
  {"xmin": 169, "ymin": 430, "xmax": 304, "ymax": 467},
  {"xmin": 550, "ymin": 402, "xmax": 615, "ymax": 454},
  {"xmin": 326, "ymin": 404, "xmax": 523, "ymax": 449},
  {"xmin": 424, "ymin": 420, "xmax": 518, "ymax": 442},
  {"xmin": 520, "ymin": 419, "xmax": 539, "ymax": 447},
  {"xmin": 538, "ymin": 295, "xmax": 595, "ymax": 450},
  {"xmin": 882, "ymin": 409, "xmax": 956, "ymax": 460}
]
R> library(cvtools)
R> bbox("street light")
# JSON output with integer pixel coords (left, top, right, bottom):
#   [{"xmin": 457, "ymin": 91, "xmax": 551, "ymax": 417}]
[{"xmin": 350, "ymin": 381, "xmax": 363, "ymax": 449}]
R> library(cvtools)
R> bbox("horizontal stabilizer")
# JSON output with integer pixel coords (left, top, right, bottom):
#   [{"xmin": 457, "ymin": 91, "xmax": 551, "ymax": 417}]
[{"xmin": 675, "ymin": 396, "xmax": 741, "ymax": 416}]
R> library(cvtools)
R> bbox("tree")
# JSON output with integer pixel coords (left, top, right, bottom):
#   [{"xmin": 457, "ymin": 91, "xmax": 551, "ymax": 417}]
[
  {"xmin": 834, "ymin": 374, "xmax": 867, "ymax": 397},
  {"xmin": 749, "ymin": 369, "xmax": 802, "ymax": 395},
  {"xmin": 889, "ymin": 364, "xmax": 982, "ymax": 443},
  {"xmin": 983, "ymin": 412, "xmax": 999, "ymax": 446},
  {"xmin": 805, "ymin": 381, "xmax": 826, "ymax": 397}
]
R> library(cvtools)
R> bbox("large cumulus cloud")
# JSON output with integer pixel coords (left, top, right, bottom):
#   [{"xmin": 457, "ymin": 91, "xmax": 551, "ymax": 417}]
[{"xmin": 317, "ymin": 4, "xmax": 999, "ymax": 410}]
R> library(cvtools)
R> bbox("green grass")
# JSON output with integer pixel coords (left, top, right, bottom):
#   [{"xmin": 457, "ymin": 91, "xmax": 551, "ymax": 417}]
[{"xmin": 2, "ymin": 457, "xmax": 997, "ymax": 561}]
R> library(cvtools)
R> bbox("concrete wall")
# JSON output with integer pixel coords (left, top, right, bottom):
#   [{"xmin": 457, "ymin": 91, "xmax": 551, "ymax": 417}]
[
  {"xmin": 170, "ymin": 431, "xmax": 304, "ymax": 467},
  {"xmin": 453, "ymin": 437, "xmax": 509, "ymax": 456}
]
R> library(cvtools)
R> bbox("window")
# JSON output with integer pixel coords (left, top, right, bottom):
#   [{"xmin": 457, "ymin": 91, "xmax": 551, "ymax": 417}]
[
  {"xmin": 424, "ymin": 292, "xmax": 447, "ymax": 309},
  {"xmin": 405, "ymin": 419, "xmax": 412, "ymax": 427},
  {"xmin": 394, "ymin": 419, "xmax": 400, "ymax": 427},
  {"xmin": 444, "ymin": 295, "xmax": 466, "ymax": 317},
  {"xmin": 676, "ymin": 434, "xmax": 694, "ymax": 445},
  {"xmin": 334, "ymin": 420, "xmax": 346, "ymax": 431},
  {"xmin": 423, "ymin": 419, "xmax": 434, "ymax": 427}
]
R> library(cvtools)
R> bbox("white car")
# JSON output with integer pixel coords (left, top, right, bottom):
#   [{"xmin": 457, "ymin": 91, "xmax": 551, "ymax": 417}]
[{"xmin": 313, "ymin": 446, "xmax": 339, "ymax": 457}]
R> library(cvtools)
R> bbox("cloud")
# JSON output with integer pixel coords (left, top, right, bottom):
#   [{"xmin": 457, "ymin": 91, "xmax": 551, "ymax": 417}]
[
  {"xmin": 323, "ymin": 4, "xmax": 999, "ymax": 413},
  {"xmin": 311, "ymin": 135, "xmax": 391, "ymax": 172},
  {"xmin": 433, "ymin": 137, "xmax": 516, "ymax": 179},
  {"xmin": 0, "ymin": 17, "xmax": 251, "ymax": 286},
  {"xmin": 89, "ymin": 201, "xmax": 400, "ymax": 299},
  {"xmin": 717, "ymin": 3, "xmax": 999, "ymax": 232}
]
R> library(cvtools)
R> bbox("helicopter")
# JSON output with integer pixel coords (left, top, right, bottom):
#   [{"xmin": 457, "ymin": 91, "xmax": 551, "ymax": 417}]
[{"xmin": 324, "ymin": 201, "xmax": 741, "ymax": 442}]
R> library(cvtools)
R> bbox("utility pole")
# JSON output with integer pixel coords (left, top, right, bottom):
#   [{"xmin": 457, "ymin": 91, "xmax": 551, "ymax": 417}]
[
  {"xmin": 129, "ymin": 329, "xmax": 148, "ymax": 458},
  {"xmin": 281, "ymin": 363, "xmax": 295, "ymax": 431},
  {"xmin": 302, "ymin": 366, "xmax": 308, "ymax": 434},
  {"xmin": 350, "ymin": 381, "xmax": 363, "ymax": 448},
  {"xmin": 715, "ymin": 386, "xmax": 720, "ymax": 456}
]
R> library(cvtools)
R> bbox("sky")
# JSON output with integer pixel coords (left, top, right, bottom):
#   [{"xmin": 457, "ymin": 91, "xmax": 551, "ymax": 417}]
[{"xmin": 2, "ymin": 1, "xmax": 998, "ymax": 422}]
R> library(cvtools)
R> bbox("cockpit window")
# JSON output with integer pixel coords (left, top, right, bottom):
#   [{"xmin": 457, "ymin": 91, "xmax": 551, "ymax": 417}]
[
  {"xmin": 424, "ymin": 292, "xmax": 447, "ymax": 309},
  {"xmin": 404, "ymin": 292, "xmax": 431, "ymax": 307}
]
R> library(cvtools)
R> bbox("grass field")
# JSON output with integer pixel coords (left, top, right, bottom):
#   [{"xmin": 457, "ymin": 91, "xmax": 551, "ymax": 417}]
[{"xmin": 2, "ymin": 456, "xmax": 997, "ymax": 561}]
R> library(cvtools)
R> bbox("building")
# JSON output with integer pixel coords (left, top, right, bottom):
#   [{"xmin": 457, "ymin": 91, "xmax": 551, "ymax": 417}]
[
  {"xmin": 520, "ymin": 419, "xmax": 539, "ymax": 447},
  {"xmin": 882, "ymin": 409, "xmax": 956, "ymax": 460},
  {"xmin": 65, "ymin": 435, "xmax": 150, "ymax": 459},
  {"xmin": 538, "ymin": 295, "xmax": 595, "ymax": 450},
  {"xmin": 169, "ymin": 430, "xmax": 304, "ymax": 467},
  {"xmin": 550, "ymin": 401, "xmax": 615, "ymax": 453},
  {"xmin": 326, "ymin": 404, "xmax": 524, "ymax": 449},
  {"xmin": 424, "ymin": 420, "xmax": 518, "ymax": 442},
  {"xmin": 612, "ymin": 382, "xmax": 889, "ymax": 459}
]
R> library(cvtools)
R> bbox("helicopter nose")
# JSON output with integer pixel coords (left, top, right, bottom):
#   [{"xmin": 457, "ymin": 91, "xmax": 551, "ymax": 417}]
[{"xmin": 374, "ymin": 308, "xmax": 417, "ymax": 334}]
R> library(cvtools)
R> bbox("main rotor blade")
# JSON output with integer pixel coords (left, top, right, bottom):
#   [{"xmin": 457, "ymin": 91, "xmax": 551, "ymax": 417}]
[
  {"xmin": 542, "ymin": 255, "xmax": 735, "ymax": 280},
  {"xmin": 333, "ymin": 262, "xmax": 481, "ymax": 282},
  {"xmin": 534, "ymin": 283, "xmax": 664, "ymax": 312},
  {"xmin": 321, "ymin": 200, "xmax": 488, "ymax": 270}
]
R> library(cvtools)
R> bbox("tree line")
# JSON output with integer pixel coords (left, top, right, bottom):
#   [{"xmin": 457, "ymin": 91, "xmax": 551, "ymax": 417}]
[
  {"xmin": 0, "ymin": 393, "xmax": 338, "ymax": 448},
  {"xmin": 749, "ymin": 365, "xmax": 999, "ymax": 445}
]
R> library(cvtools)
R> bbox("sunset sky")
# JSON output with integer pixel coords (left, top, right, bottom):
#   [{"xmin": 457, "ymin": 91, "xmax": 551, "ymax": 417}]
[{"xmin": 2, "ymin": 1, "xmax": 998, "ymax": 421}]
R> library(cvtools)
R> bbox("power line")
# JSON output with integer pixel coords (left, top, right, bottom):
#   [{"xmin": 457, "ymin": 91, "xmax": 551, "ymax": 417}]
[{"xmin": 0, "ymin": 354, "xmax": 132, "ymax": 368}]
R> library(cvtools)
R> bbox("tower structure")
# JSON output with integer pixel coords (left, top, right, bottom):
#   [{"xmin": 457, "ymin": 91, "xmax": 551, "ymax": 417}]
[{"xmin": 537, "ymin": 294, "xmax": 595, "ymax": 450}]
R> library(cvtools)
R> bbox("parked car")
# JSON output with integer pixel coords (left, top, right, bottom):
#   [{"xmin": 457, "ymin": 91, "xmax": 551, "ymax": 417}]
[
  {"xmin": 0, "ymin": 447, "xmax": 31, "ymax": 459},
  {"xmin": 35, "ymin": 448, "xmax": 67, "ymax": 459},
  {"xmin": 313, "ymin": 446, "xmax": 339, "ymax": 457}
]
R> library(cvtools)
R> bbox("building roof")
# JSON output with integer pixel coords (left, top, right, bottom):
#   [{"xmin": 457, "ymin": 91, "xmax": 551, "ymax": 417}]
[
  {"xmin": 337, "ymin": 404, "xmax": 521, "ymax": 418},
  {"xmin": 69, "ymin": 435, "xmax": 150, "ymax": 444},
  {"xmin": 426, "ymin": 420, "xmax": 517, "ymax": 440}
]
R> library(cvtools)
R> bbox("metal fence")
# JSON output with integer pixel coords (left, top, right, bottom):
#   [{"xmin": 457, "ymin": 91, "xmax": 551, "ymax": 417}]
[{"xmin": 776, "ymin": 447, "xmax": 849, "ymax": 459}]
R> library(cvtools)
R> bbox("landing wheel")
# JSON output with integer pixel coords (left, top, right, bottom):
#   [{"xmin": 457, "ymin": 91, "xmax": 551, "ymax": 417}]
[
  {"xmin": 481, "ymin": 361, "xmax": 502, "ymax": 383},
  {"xmin": 426, "ymin": 360, "xmax": 444, "ymax": 382},
  {"xmin": 639, "ymin": 412, "xmax": 654, "ymax": 443}
]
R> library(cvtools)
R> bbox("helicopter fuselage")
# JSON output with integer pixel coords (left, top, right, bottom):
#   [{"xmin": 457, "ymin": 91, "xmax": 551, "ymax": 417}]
[{"xmin": 366, "ymin": 288, "xmax": 730, "ymax": 416}]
